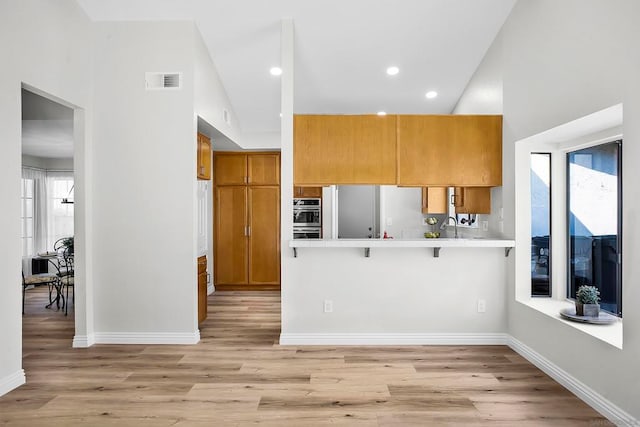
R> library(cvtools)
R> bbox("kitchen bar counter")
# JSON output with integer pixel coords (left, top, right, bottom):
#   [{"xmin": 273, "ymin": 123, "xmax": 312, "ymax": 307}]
[{"xmin": 289, "ymin": 238, "xmax": 515, "ymax": 258}]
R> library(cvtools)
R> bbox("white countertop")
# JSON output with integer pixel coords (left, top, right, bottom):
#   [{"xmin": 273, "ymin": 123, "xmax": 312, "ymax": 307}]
[{"xmin": 289, "ymin": 238, "xmax": 515, "ymax": 248}]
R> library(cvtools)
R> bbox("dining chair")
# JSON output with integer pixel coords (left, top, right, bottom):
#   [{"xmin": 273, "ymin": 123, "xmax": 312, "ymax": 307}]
[
  {"xmin": 59, "ymin": 249, "xmax": 74, "ymax": 316},
  {"xmin": 22, "ymin": 270, "xmax": 59, "ymax": 315}
]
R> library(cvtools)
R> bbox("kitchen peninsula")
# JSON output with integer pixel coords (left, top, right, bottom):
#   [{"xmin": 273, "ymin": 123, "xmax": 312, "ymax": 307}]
[{"xmin": 282, "ymin": 113, "xmax": 511, "ymax": 346}]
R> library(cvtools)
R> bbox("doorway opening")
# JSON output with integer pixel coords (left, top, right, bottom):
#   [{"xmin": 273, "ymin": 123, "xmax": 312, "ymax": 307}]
[{"xmin": 20, "ymin": 85, "xmax": 84, "ymax": 364}]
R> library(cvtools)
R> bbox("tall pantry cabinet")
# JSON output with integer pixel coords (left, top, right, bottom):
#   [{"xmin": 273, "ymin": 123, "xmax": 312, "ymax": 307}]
[{"xmin": 213, "ymin": 152, "xmax": 281, "ymax": 290}]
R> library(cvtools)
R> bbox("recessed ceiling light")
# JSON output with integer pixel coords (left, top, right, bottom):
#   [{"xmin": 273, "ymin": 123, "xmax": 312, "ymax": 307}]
[
  {"xmin": 386, "ymin": 66, "xmax": 399, "ymax": 76},
  {"xmin": 425, "ymin": 91, "xmax": 438, "ymax": 99},
  {"xmin": 279, "ymin": 113, "xmax": 283, "ymax": 117},
  {"xmin": 377, "ymin": 111, "xmax": 387, "ymax": 116},
  {"xmin": 270, "ymin": 67, "xmax": 282, "ymax": 76}
]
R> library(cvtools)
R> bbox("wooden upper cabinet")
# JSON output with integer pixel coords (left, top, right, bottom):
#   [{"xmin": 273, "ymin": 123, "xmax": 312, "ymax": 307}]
[
  {"xmin": 454, "ymin": 187, "xmax": 492, "ymax": 214},
  {"xmin": 197, "ymin": 133, "xmax": 212, "ymax": 180},
  {"xmin": 294, "ymin": 115, "xmax": 397, "ymax": 185},
  {"xmin": 397, "ymin": 115, "xmax": 502, "ymax": 186},
  {"xmin": 248, "ymin": 154, "xmax": 280, "ymax": 185},
  {"xmin": 421, "ymin": 187, "xmax": 448, "ymax": 214},
  {"xmin": 293, "ymin": 186, "xmax": 323, "ymax": 198},
  {"xmin": 454, "ymin": 116, "xmax": 502, "ymax": 186},
  {"xmin": 214, "ymin": 153, "xmax": 247, "ymax": 185},
  {"xmin": 215, "ymin": 152, "xmax": 280, "ymax": 186}
]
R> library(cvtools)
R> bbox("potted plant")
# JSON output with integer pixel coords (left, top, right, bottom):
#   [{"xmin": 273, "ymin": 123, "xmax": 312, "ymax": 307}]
[
  {"xmin": 575, "ymin": 285, "xmax": 600, "ymax": 317},
  {"xmin": 60, "ymin": 236, "xmax": 74, "ymax": 254}
]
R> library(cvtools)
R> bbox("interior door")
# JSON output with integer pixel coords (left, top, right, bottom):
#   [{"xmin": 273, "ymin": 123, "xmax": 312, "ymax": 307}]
[
  {"xmin": 214, "ymin": 186, "xmax": 248, "ymax": 285},
  {"xmin": 248, "ymin": 186, "xmax": 280, "ymax": 284}
]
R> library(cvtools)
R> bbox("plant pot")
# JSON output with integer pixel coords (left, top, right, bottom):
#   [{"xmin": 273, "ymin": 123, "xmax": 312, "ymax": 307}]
[{"xmin": 576, "ymin": 302, "xmax": 600, "ymax": 317}]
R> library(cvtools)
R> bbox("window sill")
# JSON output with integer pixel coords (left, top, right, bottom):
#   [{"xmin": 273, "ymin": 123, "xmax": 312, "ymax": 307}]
[{"xmin": 517, "ymin": 297, "xmax": 622, "ymax": 349}]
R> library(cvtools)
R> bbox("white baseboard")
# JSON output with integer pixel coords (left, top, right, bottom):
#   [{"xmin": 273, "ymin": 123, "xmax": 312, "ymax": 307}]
[
  {"xmin": 0, "ymin": 370, "xmax": 25, "ymax": 397},
  {"xmin": 279, "ymin": 333, "xmax": 508, "ymax": 346},
  {"xmin": 207, "ymin": 283, "xmax": 214, "ymax": 295},
  {"xmin": 93, "ymin": 331, "xmax": 200, "ymax": 345},
  {"xmin": 508, "ymin": 336, "xmax": 637, "ymax": 426},
  {"xmin": 72, "ymin": 333, "xmax": 96, "ymax": 348}
]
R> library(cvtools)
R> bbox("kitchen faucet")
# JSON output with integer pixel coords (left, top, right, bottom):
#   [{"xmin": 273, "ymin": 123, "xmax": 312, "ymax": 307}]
[{"xmin": 440, "ymin": 216, "xmax": 458, "ymax": 238}]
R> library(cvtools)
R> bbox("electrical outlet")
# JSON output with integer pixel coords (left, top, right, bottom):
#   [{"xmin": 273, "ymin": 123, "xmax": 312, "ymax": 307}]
[
  {"xmin": 477, "ymin": 299, "xmax": 486, "ymax": 313},
  {"xmin": 387, "ymin": 217, "xmax": 393, "ymax": 226},
  {"xmin": 481, "ymin": 221, "xmax": 489, "ymax": 231},
  {"xmin": 323, "ymin": 300, "xmax": 333, "ymax": 313}
]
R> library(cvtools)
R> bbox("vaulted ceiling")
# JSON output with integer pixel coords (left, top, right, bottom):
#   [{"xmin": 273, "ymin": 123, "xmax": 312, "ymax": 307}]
[{"xmin": 77, "ymin": 0, "xmax": 515, "ymax": 134}]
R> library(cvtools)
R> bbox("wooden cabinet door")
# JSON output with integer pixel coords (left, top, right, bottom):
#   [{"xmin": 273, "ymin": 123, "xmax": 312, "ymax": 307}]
[
  {"xmin": 453, "ymin": 116, "xmax": 502, "ymax": 186},
  {"xmin": 248, "ymin": 153, "xmax": 280, "ymax": 185},
  {"xmin": 398, "ymin": 115, "xmax": 456, "ymax": 186},
  {"xmin": 197, "ymin": 256, "xmax": 207, "ymax": 324},
  {"xmin": 214, "ymin": 186, "xmax": 248, "ymax": 285},
  {"xmin": 197, "ymin": 133, "xmax": 211, "ymax": 180},
  {"xmin": 248, "ymin": 186, "xmax": 280, "ymax": 285},
  {"xmin": 214, "ymin": 153, "xmax": 247, "ymax": 185},
  {"xmin": 397, "ymin": 115, "xmax": 502, "ymax": 186},
  {"xmin": 293, "ymin": 186, "xmax": 323, "ymax": 198},
  {"xmin": 421, "ymin": 187, "xmax": 448, "ymax": 214},
  {"xmin": 454, "ymin": 187, "xmax": 491, "ymax": 214},
  {"xmin": 294, "ymin": 115, "xmax": 397, "ymax": 185}
]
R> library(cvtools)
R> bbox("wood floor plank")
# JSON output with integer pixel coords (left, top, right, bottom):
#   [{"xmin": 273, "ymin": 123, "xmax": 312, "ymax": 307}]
[{"xmin": 0, "ymin": 287, "xmax": 613, "ymax": 426}]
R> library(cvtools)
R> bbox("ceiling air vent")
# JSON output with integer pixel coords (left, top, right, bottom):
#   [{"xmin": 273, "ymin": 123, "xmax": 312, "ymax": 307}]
[{"xmin": 145, "ymin": 72, "xmax": 182, "ymax": 90}]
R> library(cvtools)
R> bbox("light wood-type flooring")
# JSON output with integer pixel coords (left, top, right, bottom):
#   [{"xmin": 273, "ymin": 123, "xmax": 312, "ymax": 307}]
[{"xmin": 2, "ymin": 287, "xmax": 611, "ymax": 426}]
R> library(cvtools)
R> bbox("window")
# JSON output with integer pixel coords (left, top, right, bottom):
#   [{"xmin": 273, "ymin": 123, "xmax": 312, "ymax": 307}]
[
  {"xmin": 531, "ymin": 153, "xmax": 551, "ymax": 297},
  {"xmin": 567, "ymin": 141, "xmax": 622, "ymax": 316},
  {"xmin": 21, "ymin": 178, "xmax": 34, "ymax": 257},
  {"xmin": 48, "ymin": 177, "xmax": 74, "ymax": 247}
]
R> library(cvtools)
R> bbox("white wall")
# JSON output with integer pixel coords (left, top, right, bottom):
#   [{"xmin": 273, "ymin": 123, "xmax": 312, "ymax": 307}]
[
  {"xmin": 453, "ymin": 29, "xmax": 503, "ymax": 116},
  {"xmin": 194, "ymin": 28, "xmax": 243, "ymax": 149},
  {"xmin": 91, "ymin": 21, "xmax": 198, "ymax": 338},
  {"xmin": 284, "ymin": 248, "xmax": 508, "ymax": 336},
  {"xmin": 459, "ymin": 0, "xmax": 640, "ymax": 418},
  {"xmin": 0, "ymin": 0, "xmax": 93, "ymax": 395},
  {"xmin": 243, "ymin": 131, "xmax": 281, "ymax": 149}
]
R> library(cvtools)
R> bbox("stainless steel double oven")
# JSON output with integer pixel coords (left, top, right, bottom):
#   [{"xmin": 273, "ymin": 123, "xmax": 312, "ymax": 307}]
[{"xmin": 293, "ymin": 198, "xmax": 321, "ymax": 239}]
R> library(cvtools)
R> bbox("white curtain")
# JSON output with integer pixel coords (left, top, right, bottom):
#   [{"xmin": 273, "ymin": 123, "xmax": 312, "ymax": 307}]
[
  {"xmin": 21, "ymin": 167, "xmax": 48, "ymax": 255},
  {"xmin": 45, "ymin": 170, "xmax": 74, "ymax": 250}
]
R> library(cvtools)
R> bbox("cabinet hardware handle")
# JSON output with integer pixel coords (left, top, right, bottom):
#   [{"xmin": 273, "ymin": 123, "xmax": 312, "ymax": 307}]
[{"xmin": 248, "ymin": 226, "xmax": 251, "ymax": 236}]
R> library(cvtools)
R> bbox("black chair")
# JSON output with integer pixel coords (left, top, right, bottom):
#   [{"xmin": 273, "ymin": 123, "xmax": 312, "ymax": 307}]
[
  {"xmin": 60, "ymin": 249, "xmax": 74, "ymax": 316},
  {"xmin": 46, "ymin": 249, "xmax": 74, "ymax": 315}
]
